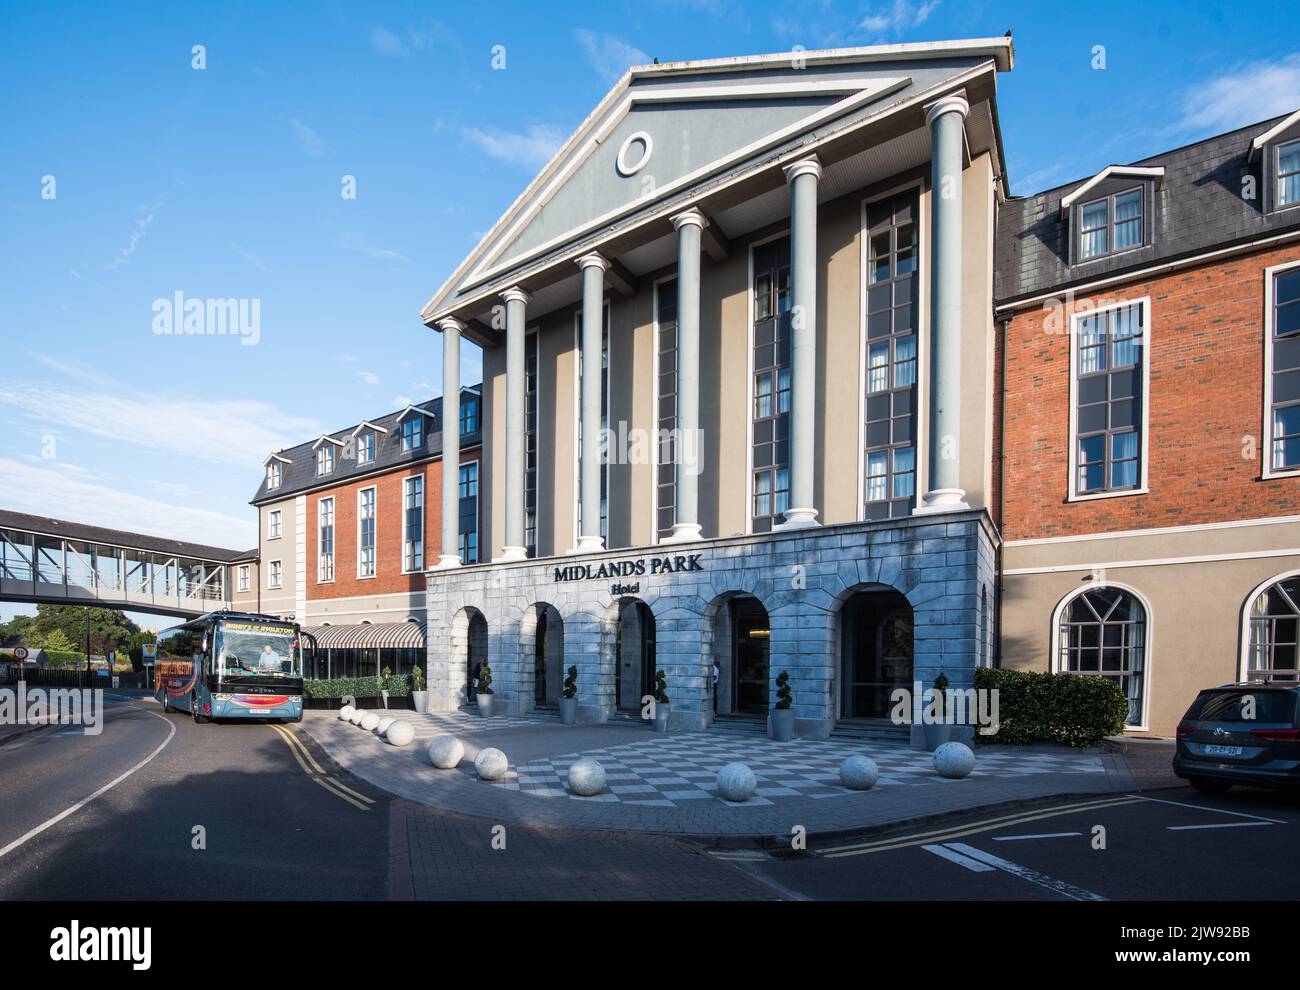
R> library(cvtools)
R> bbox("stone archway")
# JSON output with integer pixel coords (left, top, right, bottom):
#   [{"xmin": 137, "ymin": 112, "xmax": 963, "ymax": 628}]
[
  {"xmin": 703, "ymin": 591, "xmax": 772, "ymax": 718},
  {"xmin": 834, "ymin": 585, "xmax": 913, "ymax": 722},
  {"xmin": 600, "ymin": 597, "xmax": 656, "ymax": 713},
  {"xmin": 519, "ymin": 602, "xmax": 564, "ymax": 711},
  {"xmin": 450, "ymin": 606, "xmax": 489, "ymax": 707}
]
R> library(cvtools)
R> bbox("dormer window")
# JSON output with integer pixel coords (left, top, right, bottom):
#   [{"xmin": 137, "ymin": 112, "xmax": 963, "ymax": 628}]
[
  {"xmin": 356, "ymin": 431, "xmax": 375, "ymax": 465},
  {"xmin": 266, "ymin": 461, "xmax": 283, "ymax": 489},
  {"xmin": 1079, "ymin": 188, "xmax": 1143, "ymax": 261},
  {"xmin": 316, "ymin": 445, "xmax": 334, "ymax": 476},
  {"xmin": 1279, "ymin": 139, "xmax": 1300, "ymax": 209},
  {"xmin": 460, "ymin": 396, "xmax": 479, "ymax": 435},
  {"xmin": 401, "ymin": 417, "xmax": 423, "ymax": 451}
]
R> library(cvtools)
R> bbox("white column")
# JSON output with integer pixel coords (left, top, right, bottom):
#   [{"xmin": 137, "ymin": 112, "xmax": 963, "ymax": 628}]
[
  {"xmin": 434, "ymin": 316, "xmax": 464, "ymax": 568},
  {"xmin": 778, "ymin": 155, "xmax": 822, "ymax": 530},
  {"xmin": 571, "ymin": 253, "xmax": 608, "ymax": 553},
  {"xmin": 496, "ymin": 287, "xmax": 530, "ymax": 562},
  {"xmin": 916, "ymin": 94, "xmax": 971, "ymax": 514},
  {"xmin": 662, "ymin": 208, "xmax": 705, "ymax": 543}
]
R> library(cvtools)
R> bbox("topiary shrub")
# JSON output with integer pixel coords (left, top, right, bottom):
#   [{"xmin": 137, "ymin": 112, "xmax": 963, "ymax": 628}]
[
  {"xmin": 774, "ymin": 670, "xmax": 792, "ymax": 710},
  {"xmin": 411, "ymin": 665, "xmax": 425, "ymax": 693},
  {"xmin": 973, "ymin": 667, "xmax": 1128, "ymax": 747},
  {"xmin": 563, "ymin": 665, "xmax": 577, "ymax": 700},
  {"xmin": 653, "ymin": 669, "xmax": 669, "ymax": 706},
  {"xmin": 477, "ymin": 661, "xmax": 493, "ymax": 696}
]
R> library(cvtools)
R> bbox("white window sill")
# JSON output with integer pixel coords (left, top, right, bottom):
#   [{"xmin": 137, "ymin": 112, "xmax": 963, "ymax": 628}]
[
  {"xmin": 1262, "ymin": 468, "xmax": 1300, "ymax": 480},
  {"xmin": 1067, "ymin": 487, "xmax": 1148, "ymax": 503}
]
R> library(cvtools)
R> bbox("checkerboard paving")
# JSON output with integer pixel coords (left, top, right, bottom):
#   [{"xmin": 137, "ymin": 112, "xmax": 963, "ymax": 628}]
[
  {"xmin": 377, "ymin": 709, "xmax": 547, "ymax": 737},
  {"xmin": 470, "ymin": 734, "xmax": 1107, "ymax": 808}
]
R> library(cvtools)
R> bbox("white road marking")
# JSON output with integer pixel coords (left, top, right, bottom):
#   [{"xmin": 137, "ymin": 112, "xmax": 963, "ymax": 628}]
[
  {"xmin": 1166, "ymin": 821, "xmax": 1275, "ymax": 831},
  {"xmin": 943, "ymin": 842, "xmax": 1107, "ymax": 901},
  {"xmin": 921, "ymin": 843, "xmax": 994, "ymax": 872},
  {"xmin": 991, "ymin": 831, "xmax": 1083, "ymax": 842},
  {"xmin": 0, "ymin": 701, "xmax": 176, "ymax": 861},
  {"xmin": 1133, "ymin": 793, "xmax": 1288, "ymax": 825}
]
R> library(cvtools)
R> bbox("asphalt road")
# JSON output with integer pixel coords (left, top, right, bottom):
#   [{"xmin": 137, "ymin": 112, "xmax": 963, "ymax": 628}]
[{"xmin": 722, "ymin": 786, "xmax": 1300, "ymax": 901}]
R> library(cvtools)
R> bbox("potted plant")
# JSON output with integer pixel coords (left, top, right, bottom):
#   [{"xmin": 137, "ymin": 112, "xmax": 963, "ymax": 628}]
[
  {"xmin": 410, "ymin": 664, "xmax": 429, "ymax": 714},
  {"xmin": 924, "ymin": 671, "xmax": 952, "ymax": 751},
  {"xmin": 559, "ymin": 665, "xmax": 578, "ymax": 724},
  {"xmin": 652, "ymin": 670, "xmax": 670, "ymax": 733},
  {"xmin": 379, "ymin": 665, "xmax": 392, "ymax": 710},
  {"xmin": 476, "ymin": 660, "xmax": 494, "ymax": 718},
  {"xmin": 770, "ymin": 670, "xmax": 795, "ymax": 741}
]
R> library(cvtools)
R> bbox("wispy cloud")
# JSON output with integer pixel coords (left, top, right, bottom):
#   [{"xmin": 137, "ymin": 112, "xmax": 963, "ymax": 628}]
[
  {"xmin": 1172, "ymin": 54, "xmax": 1300, "ymax": 135},
  {"xmin": 573, "ymin": 29, "xmax": 649, "ymax": 84},
  {"xmin": 0, "ymin": 458, "xmax": 255, "ymax": 549},
  {"xmin": 356, "ymin": 370, "xmax": 380, "ymax": 386},
  {"xmin": 858, "ymin": 0, "xmax": 941, "ymax": 36},
  {"xmin": 370, "ymin": 25, "xmax": 404, "ymax": 57},
  {"xmin": 773, "ymin": 0, "xmax": 940, "ymax": 47},
  {"xmin": 289, "ymin": 118, "xmax": 327, "ymax": 157},
  {"xmin": 232, "ymin": 243, "xmax": 267, "ymax": 271},
  {"xmin": 337, "ymin": 235, "xmax": 408, "ymax": 262},
  {"xmin": 371, "ymin": 21, "xmax": 455, "ymax": 57},
  {"xmin": 109, "ymin": 200, "xmax": 163, "ymax": 269},
  {"xmin": 461, "ymin": 124, "xmax": 566, "ymax": 170}
]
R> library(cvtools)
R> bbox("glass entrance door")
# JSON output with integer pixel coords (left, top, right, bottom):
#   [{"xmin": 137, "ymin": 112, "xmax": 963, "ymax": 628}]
[
  {"xmin": 840, "ymin": 591, "xmax": 913, "ymax": 720},
  {"xmin": 732, "ymin": 597, "xmax": 770, "ymax": 715}
]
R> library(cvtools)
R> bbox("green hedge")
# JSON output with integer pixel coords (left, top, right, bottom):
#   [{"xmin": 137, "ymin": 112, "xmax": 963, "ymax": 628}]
[
  {"xmin": 974, "ymin": 667, "xmax": 1129, "ymax": 747},
  {"xmin": 304, "ymin": 674, "xmax": 411, "ymax": 700}
]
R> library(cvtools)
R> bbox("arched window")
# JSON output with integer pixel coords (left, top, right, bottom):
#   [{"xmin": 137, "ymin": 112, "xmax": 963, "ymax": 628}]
[
  {"xmin": 1245, "ymin": 576, "xmax": 1300, "ymax": 680},
  {"xmin": 1058, "ymin": 587, "xmax": 1147, "ymax": 727}
]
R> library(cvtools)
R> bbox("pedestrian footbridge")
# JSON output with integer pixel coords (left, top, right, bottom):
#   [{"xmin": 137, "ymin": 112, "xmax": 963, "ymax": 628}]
[{"xmin": 0, "ymin": 509, "xmax": 252, "ymax": 618}]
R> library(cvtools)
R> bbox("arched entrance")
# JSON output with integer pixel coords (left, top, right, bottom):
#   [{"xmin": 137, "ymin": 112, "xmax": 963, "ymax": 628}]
[
  {"xmin": 839, "ymin": 589, "xmax": 913, "ymax": 721},
  {"xmin": 708, "ymin": 594, "xmax": 771, "ymax": 717},
  {"xmin": 613, "ymin": 599, "xmax": 656, "ymax": 711},
  {"xmin": 463, "ymin": 609, "xmax": 488, "ymax": 703},
  {"xmin": 521, "ymin": 603, "xmax": 564, "ymax": 710}
]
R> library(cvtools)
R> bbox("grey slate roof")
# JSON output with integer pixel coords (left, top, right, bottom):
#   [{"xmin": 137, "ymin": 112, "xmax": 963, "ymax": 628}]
[
  {"xmin": 0, "ymin": 509, "xmax": 249, "ymax": 563},
  {"xmin": 251, "ymin": 386, "xmax": 483, "ymax": 505},
  {"xmin": 996, "ymin": 111, "xmax": 1300, "ymax": 305}
]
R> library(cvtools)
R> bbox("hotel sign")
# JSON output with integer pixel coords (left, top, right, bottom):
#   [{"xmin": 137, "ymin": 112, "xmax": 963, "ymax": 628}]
[{"xmin": 553, "ymin": 553, "xmax": 704, "ymax": 585}]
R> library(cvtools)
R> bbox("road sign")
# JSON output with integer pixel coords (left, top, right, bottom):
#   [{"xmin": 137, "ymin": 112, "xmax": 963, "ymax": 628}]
[
  {"xmin": 142, "ymin": 643, "xmax": 157, "ymax": 664},
  {"xmin": 13, "ymin": 646, "xmax": 28, "ymax": 662}
]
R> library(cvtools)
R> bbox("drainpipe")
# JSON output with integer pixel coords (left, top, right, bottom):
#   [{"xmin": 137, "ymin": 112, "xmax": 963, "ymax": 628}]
[{"xmin": 995, "ymin": 315, "xmax": 1010, "ymax": 668}]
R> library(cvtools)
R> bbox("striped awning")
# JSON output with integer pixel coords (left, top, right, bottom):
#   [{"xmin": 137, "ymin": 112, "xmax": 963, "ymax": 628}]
[{"xmin": 301, "ymin": 622, "xmax": 425, "ymax": 650}]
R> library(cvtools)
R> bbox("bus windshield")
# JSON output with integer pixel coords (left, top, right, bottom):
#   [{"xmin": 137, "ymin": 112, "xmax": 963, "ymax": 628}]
[{"xmin": 216, "ymin": 619, "xmax": 301, "ymax": 680}]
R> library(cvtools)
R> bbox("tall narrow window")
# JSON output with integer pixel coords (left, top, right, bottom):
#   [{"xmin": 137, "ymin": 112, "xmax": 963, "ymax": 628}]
[
  {"xmin": 524, "ymin": 332, "xmax": 539, "ymax": 556},
  {"xmin": 1059, "ymin": 587, "xmax": 1147, "ymax": 727},
  {"xmin": 358, "ymin": 488, "xmax": 376, "ymax": 577},
  {"xmin": 576, "ymin": 309, "xmax": 609, "ymax": 542},
  {"xmin": 403, "ymin": 477, "xmax": 424, "ymax": 572},
  {"xmin": 751, "ymin": 238, "xmax": 791, "ymax": 533},
  {"xmin": 1268, "ymin": 264, "xmax": 1300, "ymax": 474},
  {"xmin": 316, "ymin": 445, "xmax": 334, "ymax": 476},
  {"xmin": 863, "ymin": 191, "xmax": 919, "ymax": 519},
  {"xmin": 460, "ymin": 395, "xmax": 479, "ymax": 435},
  {"xmin": 356, "ymin": 431, "xmax": 375, "ymax": 465},
  {"xmin": 317, "ymin": 497, "xmax": 334, "ymax": 582},
  {"xmin": 655, "ymin": 278, "xmax": 678, "ymax": 541},
  {"xmin": 237, "ymin": 565, "xmax": 250, "ymax": 593},
  {"xmin": 268, "ymin": 560, "xmax": 282, "ymax": 589},
  {"xmin": 1279, "ymin": 140, "xmax": 1300, "ymax": 209},
  {"xmin": 268, "ymin": 509, "xmax": 282, "ymax": 539},
  {"xmin": 267, "ymin": 461, "xmax": 283, "ymax": 489},
  {"xmin": 458, "ymin": 462, "xmax": 479, "ymax": 564},
  {"xmin": 1246, "ymin": 575, "xmax": 1300, "ymax": 680},
  {"xmin": 1072, "ymin": 300, "xmax": 1147, "ymax": 497},
  {"xmin": 401, "ymin": 416, "xmax": 422, "ymax": 452}
]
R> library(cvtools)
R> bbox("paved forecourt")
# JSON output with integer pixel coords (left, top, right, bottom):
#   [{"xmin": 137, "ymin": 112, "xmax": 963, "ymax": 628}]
[{"xmin": 303, "ymin": 710, "xmax": 1133, "ymax": 839}]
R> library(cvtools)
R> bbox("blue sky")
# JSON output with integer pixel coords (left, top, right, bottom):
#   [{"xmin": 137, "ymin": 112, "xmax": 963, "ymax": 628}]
[{"xmin": 2, "ymin": 0, "xmax": 1299, "ymax": 624}]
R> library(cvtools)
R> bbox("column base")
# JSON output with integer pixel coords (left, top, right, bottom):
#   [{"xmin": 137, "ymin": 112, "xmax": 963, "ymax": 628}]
[
  {"xmin": 493, "ymin": 546, "xmax": 528, "ymax": 563},
  {"xmin": 912, "ymin": 488, "xmax": 970, "ymax": 515},
  {"xmin": 568, "ymin": 535, "xmax": 606, "ymax": 554},
  {"xmin": 432, "ymin": 554, "xmax": 462, "ymax": 570},
  {"xmin": 659, "ymin": 522, "xmax": 703, "ymax": 544},
  {"xmin": 773, "ymin": 507, "xmax": 819, "ymax": 531}
]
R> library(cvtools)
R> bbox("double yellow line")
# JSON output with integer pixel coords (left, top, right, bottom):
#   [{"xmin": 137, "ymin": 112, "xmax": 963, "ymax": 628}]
[
  {"xmin": 269, "ymin": 723, "xmax": 375, "ymax": 812},
  {"xmin": 819, "ymin": 794, "xmax": 1142, "ymax": 858}
]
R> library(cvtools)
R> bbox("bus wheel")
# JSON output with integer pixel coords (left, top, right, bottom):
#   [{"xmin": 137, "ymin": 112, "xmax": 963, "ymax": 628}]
[{"xmin": 192, "ymin": 695, "xmax": 208, "ymax": 725}]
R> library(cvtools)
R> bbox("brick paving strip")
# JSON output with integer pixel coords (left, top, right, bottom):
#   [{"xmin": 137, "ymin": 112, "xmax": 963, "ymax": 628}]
[{"xmin": 303, "ymin": 711, "xmax": 1138, "ymax": 842}]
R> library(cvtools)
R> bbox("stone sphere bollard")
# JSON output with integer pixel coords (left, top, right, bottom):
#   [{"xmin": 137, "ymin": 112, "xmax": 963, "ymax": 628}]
[
  {"xmin": 360, "ymin": 712, "xmax": 380, "ymax": 732},
  {"xmin": 428, "ymin": 735, "xmax": 465, "ymax": 770},
  {"xmin": 349, "ymin": 709, "xmax": 365, "ymax": 726},
  {"xmin": 377, "ymin": 717, "xmax": 396, "ymax": 737},
  {"xmin": 839, "ymin": 755, "xmax": 880, "ymax": 790},
  {"xmin": 716, "ymin": 762, "xmax": 757, "ymax": 802},
  {"xmin": 567, "ymin": 757, "xmax": 607, "ymax": 796},
  {"xmin": 338, "ymin": 705, "xmax": 355, "ymax": 721},
  {"xmin": 933, "ymin": 741, "xmax": 976, "ymax": 779},
  {"xmin": 475, "ymin": 748, "xmax": 509, "ymax": 781},
  {"xmin": 385, "ymin": 720, "xmax": 415, "ymax": 747}
]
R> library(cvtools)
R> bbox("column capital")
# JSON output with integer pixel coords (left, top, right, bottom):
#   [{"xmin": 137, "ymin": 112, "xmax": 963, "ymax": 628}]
[
  {"xmin": 576, "ymin": 252, "xmax": 610, "ymax": 273},
  {"xmin": 924, "ymin": 92, "xmax": 970, "ymax": 126},
  {"xmin": 783, "ymin": 155, "xmax": 823, "ymax": 185},
  {"xmin": 436, "ymin": 316, "xmax": 466, "ymax": 335},
  {"xmin": 671, "ymin": 207, "xmax": 709, "ymax": 231},
  {"xmin": 500, "ymin": 286, "xmax": 531, "ymax": 306}
]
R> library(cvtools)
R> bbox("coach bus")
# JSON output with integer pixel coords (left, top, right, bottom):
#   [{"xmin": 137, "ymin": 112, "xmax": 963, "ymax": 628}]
[{"xmin": 155, "ymin": 610, "xmax": 309, "ymax": 723}]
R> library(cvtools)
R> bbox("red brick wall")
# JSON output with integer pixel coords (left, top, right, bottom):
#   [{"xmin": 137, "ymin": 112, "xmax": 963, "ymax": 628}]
[
  {"xmin": 305, "ymin": 450, "xmax": 480, "ymax": 600},
  {"xmin": 996, "ymin": 244, "xmax": 1300, "ymax": 541}
]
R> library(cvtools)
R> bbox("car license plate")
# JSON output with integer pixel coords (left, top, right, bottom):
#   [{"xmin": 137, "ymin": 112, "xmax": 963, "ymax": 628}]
[{"xmin": 1203, "ymin": 744, "xmax": 1243, "ymax": 757}]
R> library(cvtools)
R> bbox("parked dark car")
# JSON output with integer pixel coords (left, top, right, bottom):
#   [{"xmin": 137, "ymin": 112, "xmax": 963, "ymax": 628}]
[{"xmin": 1173, "ymin": 683, "xmax": 1300, "ymax": 793}]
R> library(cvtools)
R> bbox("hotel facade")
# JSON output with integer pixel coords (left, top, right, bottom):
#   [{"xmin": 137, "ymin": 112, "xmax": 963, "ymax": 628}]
[{"xmin": 417, "ymin": 41, "xmax": 1010, "ymax": 740}]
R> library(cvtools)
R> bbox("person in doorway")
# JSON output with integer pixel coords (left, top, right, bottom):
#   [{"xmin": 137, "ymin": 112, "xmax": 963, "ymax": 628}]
[
  {"xmin": 711, "ymin": 660, "xmax": 720, "ymax": 712},
  {"xmin": 467, "ymin": 659, "xmax": 478, "ymax": 703}
]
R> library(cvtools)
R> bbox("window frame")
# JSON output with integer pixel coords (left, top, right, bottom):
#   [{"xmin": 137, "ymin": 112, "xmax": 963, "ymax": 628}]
[
  {"xmin": 237, "ymin": 564, "xmax": 250, "ymax": 593},
  {"xmin": 457, "ymin": 459, "xmax": 480, "ymax": 565},
  {"xmin": 652, "ymin": 274, "xmax": 679, "ymax": 544},
  {"xmin": 401, "ymin": 416, "xmax": 423, "ymax": 453},
  {"xmin": 356, "ymin": 430, "xmax": 375, "ymax": 465},
  {"xmin": 1276, "ymin": 138, "xmax": 1300, "ymax": 213},
  {"xmin": 316, "ymin": 444, "xmax": 335, "ymax": 476},
  {"xmin": 1263, "ymin": 258, "xmax": 1300, "ymax": 479},
  {"xmin": 1051, "ymin": 582, "xmax": 1153, "ymax": 732},
  {"xmin": 459, "ymin": 396, "xmax": 479, "ymax": 436},
  {"xmin": 317, "ymin": 496, "xmax": 335, "ymax": 583},
  {"xmin": 1239, "ymin": 569, "xmax": 1300, "ymax": 681},
  {"xmin": 1067, "ymin": 297, "xmax": 1151, "ymax": 501},
  {"xmin": 267, "ymin": 509, "xmax": 282, "ymax": 540},
  {"xmin": 356, "ymin": 486, "xmax": 377, "ymax": 579},
  {"xmin": 266, "ymin": 461, "xmax": 283, "ymax": 490},
  {"xmin": 401, "ymin": 475, "xmax": 424, "ymax": 574},
  {"xmin": 1075, "ymin": 185, "xmax": 1146, "ymax": 265},
  {"xmin": 267, "ymin": 559, "xmax": 283, "ymax": 590}
]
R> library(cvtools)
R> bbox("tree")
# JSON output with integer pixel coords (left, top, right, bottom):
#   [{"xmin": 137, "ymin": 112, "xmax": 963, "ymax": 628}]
[
  {"xmin": 0, "ymin": 614, "xmax": 35, "ymax": 647},
  {"xmin": 27, "ymin": 604, "xmax": 139, "ymax": 657},
  {"xmin": 31, "ymin": 627, "xmax": 76, "ymax": 653}
]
